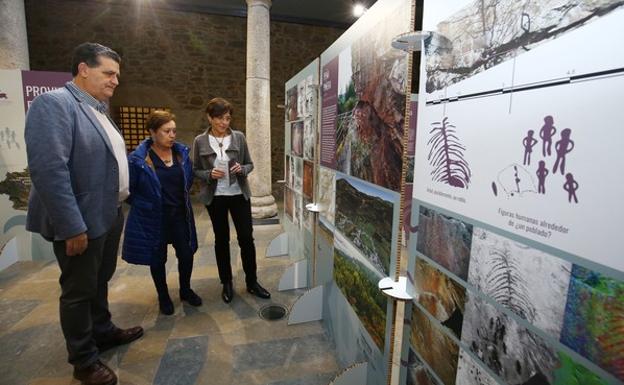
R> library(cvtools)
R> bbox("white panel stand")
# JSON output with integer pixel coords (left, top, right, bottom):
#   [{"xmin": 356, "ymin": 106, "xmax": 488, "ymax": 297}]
[
  {"xmin": 278, "ymin": 259, "xmax": 308, "ymax": 291},
  {"xmin": 329, "ymin": 362, "xmax": 368, "ymax": 385},
  {"xmin": 266, "ymin": 232, "xmax": 288, "ymax": 257},
  {"xmin": 278, "ymin": 202, "xmax": 322, "ymax": 290},
  {"xmin": 305, "ymin": 203, "xmax": 321, "ymax": 285},
  {"xmin": 0, "ymin": 236, "xmax": 19, "ymax": 271},
  {"xmin": 378, "ymin": 276, "xmax": 413, "ymax": 385},
  {"xmin": 287, "ymin": 285, "xmax": 323, "ymax": 325}
]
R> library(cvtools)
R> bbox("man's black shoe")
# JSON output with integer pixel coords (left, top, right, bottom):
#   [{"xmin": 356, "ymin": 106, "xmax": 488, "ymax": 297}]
[{"xmin": 247, "ymin": 282, "xmax": 271, "ymax": 299}]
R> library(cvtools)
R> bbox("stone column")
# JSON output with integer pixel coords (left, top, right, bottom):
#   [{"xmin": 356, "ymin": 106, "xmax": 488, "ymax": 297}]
[
  {"xmin": 0, "ymin": 0, "xmax": 30, "ymax": 69},
  {"xmin": 245, "ymin": 0, "xmax": 277, "ymax": 219}
]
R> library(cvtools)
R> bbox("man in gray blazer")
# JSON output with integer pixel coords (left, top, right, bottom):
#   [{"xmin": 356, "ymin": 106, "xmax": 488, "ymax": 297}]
[{"xmin": 25, "ymin": 42, "xmax": 143, "ymax": 385}]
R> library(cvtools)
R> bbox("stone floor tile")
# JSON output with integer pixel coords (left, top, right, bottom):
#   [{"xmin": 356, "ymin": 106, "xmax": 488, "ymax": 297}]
[
  {"xmin": 153, "ymin": 336, "xmax": 208, "ymax": 385},
  {"xmin": 1, "ymin": 201, "xmax": 342, "ymax": 385},
  {"xmin": 0, "ymin": 298, "xmax": 39, "ymax": 335}
]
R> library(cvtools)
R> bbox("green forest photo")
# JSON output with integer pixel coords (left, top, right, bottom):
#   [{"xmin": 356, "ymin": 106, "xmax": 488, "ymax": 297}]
[
  {"xmin": 334, "ymin": 233, "xmax": 387, "ymax": 350},
  {"xmin": 335, "ymin": 176, "xmax": 395, "ymax": 276}
]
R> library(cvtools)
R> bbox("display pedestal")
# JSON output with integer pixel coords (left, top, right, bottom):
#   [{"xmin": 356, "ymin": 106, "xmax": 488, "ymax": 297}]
[
  {"xmin": 278, "ymin": 259, "xmax": 308, "ymax": 290},
  {"xmin": 287, "ymin": 285, "xmax": 323, "ymax": 325},
  {"xmin": 277, "ymin": 202, "xmax": 321, "ymax": 291},
  {"xmin": 266, "ymin": 232, "xmax": 288, "ymax": 257}
]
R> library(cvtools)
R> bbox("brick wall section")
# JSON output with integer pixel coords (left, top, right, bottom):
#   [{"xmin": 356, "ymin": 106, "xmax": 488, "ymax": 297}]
[{"xmin": 24, "ymin": 0, "xmax": 344, "ymax": 189}]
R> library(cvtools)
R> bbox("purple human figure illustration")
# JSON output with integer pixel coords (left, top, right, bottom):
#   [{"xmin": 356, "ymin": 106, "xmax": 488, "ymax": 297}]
[
  {"xmin": 10, "ymin": 131, "xmax": 19, "ymax": 149},
  {"xmin": 536, "ymin": 160, "xmax": 548, "ymax": 194},
  {"xmin": 553, "ymin": 128, "xmax": 574, "ymax": 175},
  {"xmin": 522, "ymin": 130, "xmax": 538, "ymax": 166},
  {"xmin": 539, "ymin": 115, "xmax": 557, "ymax": 157},
  {"xmin": 563, "ymin": 172, "xmax": 579, "ymax": 203}
]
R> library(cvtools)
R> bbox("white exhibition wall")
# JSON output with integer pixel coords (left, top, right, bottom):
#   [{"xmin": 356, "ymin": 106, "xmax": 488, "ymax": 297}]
[{"xmin": 0, "ymin": 70, "xmax": 71, "ymax": 271}]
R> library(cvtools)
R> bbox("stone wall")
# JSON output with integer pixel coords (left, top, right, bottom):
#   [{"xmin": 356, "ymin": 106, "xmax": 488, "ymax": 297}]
[{"xmin": 24, "ymin": 0, "xmax": 344, "ymax": 189}]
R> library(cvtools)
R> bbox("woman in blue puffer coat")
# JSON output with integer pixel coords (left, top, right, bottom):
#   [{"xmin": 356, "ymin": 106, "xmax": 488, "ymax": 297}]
[{"xmin": 122, "ymin": 110, "xmax": 201, "ymax": 315}]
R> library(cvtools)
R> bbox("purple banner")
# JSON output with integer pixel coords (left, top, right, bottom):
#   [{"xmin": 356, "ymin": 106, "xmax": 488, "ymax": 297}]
[
  {"xmin": 320, "ymin": 57, "xmax": 339, "ymax": 169},
  {"xmin": 21, "ymin": 70, "xmax": 71, "ymax": 112}
]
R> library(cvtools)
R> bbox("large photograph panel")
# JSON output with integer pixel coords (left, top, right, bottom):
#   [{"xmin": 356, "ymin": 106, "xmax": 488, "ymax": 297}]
[
  {"xmin": 333, "ymin": 232, "xmax": 387, "ymax": 350},
  {"xmin": 323, "ymin": 0, "xmax": 411, "ymax": 191},
  {"xmin": 416, "ymin": 206, "xmax": 473, "ymax": 280},
  {"xmin": 468, "ymin": 227, "xmax": 572, "ymax": 337},
  {"xmin": 335, "ymin": 175, "xmax": 396, "ymax": 276}
]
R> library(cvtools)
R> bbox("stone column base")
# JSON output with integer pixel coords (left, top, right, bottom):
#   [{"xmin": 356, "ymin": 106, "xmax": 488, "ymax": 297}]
[{"xmin": 251, "ymin": 195, "xmax": 278, "ymax": 218}]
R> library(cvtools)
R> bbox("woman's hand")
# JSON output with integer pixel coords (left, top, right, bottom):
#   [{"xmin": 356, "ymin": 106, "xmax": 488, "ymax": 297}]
[
  {"xmin": 229, "ymin": 162, "xmax": 242, "ymax": 175},
  {"xmin": 211, "ymin": 168, "xmax": 226, "ymax": 179}
]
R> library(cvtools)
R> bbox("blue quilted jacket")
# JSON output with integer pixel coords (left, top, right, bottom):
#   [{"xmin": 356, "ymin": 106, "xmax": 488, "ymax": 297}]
[{"xmin": 122, "ymin": 138, "xmax": 198, "ymax": 265}]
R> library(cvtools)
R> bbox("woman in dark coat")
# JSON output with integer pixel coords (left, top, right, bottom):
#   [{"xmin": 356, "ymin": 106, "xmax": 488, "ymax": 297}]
[
  {"xmin": 123, "ymin": 110, "xmax": 201, "ymax": 315},
  {"xmin": 192, "ymin": 97, "xmax": 270, "ymax": 303}
]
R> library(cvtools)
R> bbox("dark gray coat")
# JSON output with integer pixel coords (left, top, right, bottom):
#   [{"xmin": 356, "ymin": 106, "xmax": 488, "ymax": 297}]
[{"xmin": 192, "ymin": 129, "xmax": 254, "ymax": 205}]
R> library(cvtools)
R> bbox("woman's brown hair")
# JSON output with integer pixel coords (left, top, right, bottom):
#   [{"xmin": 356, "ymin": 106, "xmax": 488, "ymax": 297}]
[
  {"xmin": 145, "ymin": 110, "xmax": 175, "ymax": 132},
  {"xmin": 205, "ymin": 97, "xmax": 233, "ymax": 118}
]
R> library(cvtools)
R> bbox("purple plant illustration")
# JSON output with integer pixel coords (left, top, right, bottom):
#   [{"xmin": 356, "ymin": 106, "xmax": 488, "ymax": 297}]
[{"xmin": 427, "ymin": 117, "xmax": 471, "ymax": 188}]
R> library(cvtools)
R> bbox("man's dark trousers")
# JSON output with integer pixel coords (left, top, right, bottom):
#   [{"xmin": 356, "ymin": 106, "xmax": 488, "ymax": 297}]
[{"xmin": 52, "ymin": 209, "xmax": 124, "ymax": 367}]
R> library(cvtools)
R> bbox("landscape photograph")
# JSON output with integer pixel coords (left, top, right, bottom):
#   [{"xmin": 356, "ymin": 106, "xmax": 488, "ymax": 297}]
[
  {"xmin": 413, "ymin": 258, "xmax": 466, "ymax": 338},
  {"xmin": 416, "ymin": 206, "xmax": 473, "ymax": 280},
  {"xmin": 317, "ymin": 166, "xmax": 336, "ymax": 225},
  {"xmin": 332, "ymin": 0, "xmax": 410, "ymax": 191},
  {"xmin": 333, "ymin": 231, "xmax": 387, "ymax": 350},
  {"xmin": 335, "ymin": 175, "xmax": 396, "ymax": 276},
  {"xmin": 410, "ymin": 305, "xmax": 459, "ymax": 385},
  {"xmin": 425, "ymin": 1, "xmax": 624, "ymax": 95},
  {"xmin": 406, "ymin": 348, "xmax": 441, "ymax": 385}
]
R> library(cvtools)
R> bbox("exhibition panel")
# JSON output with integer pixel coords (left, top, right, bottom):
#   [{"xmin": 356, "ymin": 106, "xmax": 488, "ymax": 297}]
[
  {"xmin": 0, "ymin": 70, "xmax": 71, "ymax": 271},
  {"xmin": 283, "ymin": 1, "xmax": 624, "ymax": 384},
  {"xmin": 407, "ymin": 1, "xmax": 624, "ymax": 385}
]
